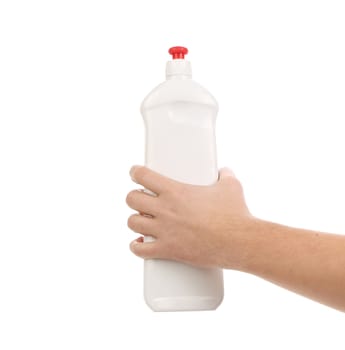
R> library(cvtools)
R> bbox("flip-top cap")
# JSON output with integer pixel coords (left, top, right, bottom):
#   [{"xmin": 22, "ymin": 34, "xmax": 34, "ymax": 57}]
[{"xmin": 166, "ymin": 46, "xmax": 192, "ymax": 78}]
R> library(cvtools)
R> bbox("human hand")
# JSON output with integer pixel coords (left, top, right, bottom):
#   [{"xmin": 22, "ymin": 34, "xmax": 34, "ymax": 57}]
[{"xmin": 126, "ymin": 166, "xmax": 256, "ymax": 270}]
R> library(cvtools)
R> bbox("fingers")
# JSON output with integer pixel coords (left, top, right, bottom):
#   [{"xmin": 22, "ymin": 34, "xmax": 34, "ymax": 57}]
[
  {"xmin": 130, "ymin": 165, "xmax": 179, "ymax": 195},
  {"xmin": 126, "ymin": 189, "xmax": 158, "ymax": 216},
  {"xmin": 127, "ymin": 213, "xmax": 157, "ymax": 236},
  {"xmin": 127, "ymin": 212, "xmax": 163, "ymax": 259},
  {"xmin": 130, "ymin": 237, "xmax": 161, "ymax": 259}
]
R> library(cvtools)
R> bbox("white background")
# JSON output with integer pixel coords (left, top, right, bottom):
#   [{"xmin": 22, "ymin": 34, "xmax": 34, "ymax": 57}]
[{"xmin": 0, "ymin": 0, "xmax": 344, "ymax": 349}]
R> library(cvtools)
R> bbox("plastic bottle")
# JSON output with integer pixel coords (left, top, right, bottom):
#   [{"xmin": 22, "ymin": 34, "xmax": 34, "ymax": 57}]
[{"xmin": 141, "ymin": 46, "xmax": 224, "ymax": 311}]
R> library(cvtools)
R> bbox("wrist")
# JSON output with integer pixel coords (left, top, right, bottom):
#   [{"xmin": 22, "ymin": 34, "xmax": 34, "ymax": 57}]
[{"xmin": 231, "ymin": 217, "xmax": 272, "ymax": 273}]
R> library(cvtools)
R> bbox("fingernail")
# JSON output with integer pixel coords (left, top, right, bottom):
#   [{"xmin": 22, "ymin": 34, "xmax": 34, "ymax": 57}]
[
  {"xmin": 223, "ymin": 167, "xmax": 236, "ymax": 176},
  {"xmin": 130, "ymin": 166, "xmax": 139, "ymax": 183},
  {"xmin": 225, "ymin": 167, "xmax": 235, "ymax": 175},
  {"xmin": 134, "ymin": 236, "xmax": 144, "ymax": 244}
]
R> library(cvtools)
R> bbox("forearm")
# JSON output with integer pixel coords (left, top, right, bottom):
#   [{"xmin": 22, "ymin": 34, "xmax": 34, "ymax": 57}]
[{"xmin": 239, "ymin": 219, "xmax": 345, "ymax": 312}]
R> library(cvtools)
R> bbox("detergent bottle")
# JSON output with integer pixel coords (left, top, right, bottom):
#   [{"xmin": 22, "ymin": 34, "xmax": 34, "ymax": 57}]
[{"xmin": 141, "ymin": 46, "xmax": 223, "ymax": 311}]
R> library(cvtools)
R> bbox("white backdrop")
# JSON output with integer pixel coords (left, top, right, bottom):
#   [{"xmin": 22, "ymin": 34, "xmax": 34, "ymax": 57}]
[{"xmin": 1, "ymin": 1, "xmax": 344, "ymax": 349}]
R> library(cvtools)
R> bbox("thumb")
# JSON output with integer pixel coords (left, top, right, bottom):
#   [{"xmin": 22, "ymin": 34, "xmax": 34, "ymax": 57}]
[{"xmin": 218, "ymin": 167, "xmax": 236, "ymax": 180}]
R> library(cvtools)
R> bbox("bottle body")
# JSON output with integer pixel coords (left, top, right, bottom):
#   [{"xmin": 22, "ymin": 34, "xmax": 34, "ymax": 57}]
[{"xmin": 141, "ymin": 78, "xmax": 224, "ymax": 311}]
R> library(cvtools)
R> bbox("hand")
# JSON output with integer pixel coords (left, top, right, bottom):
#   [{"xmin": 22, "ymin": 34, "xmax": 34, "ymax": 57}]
[
  {"xmin": 126, "ymin": 166, "xmax": 345, "ymax": 311},
  {"xmin": 126, "ymin": 165, "xmax": 256, "ymax": 269}
]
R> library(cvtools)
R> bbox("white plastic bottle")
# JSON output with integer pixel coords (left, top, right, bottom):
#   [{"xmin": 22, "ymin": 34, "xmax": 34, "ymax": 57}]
[{"xmin": 141, "ymin": 46, "xmax": 224, "ymax": 312}]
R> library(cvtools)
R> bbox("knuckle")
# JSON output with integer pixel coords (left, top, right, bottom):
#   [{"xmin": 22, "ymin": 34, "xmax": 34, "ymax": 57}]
[
  {"xmin": 126, "ymin": 190, "xmax": 137, "ymax": 207},
  {"xmin": 130, "ymin": 243, "xmax": 142, "ymax": 257},
  {"xmin": 127, "ymin": 215, "xmax": 138, "ymax": 231},
  {"xmin": 165, "ymin": 183, "xmax": 182, "ymax": 202},
  {"xmin": 225, "ymin": 176, "xmax": 243, "ymax": 191},
  {"xmin": 127, "ymin": 214, "xmax": 148, "ymax": 233},
  {"xmin": 130, "ymin": 241, "xmax": 144, "ymax": 257},
  {"xmin": 131, "ymin": 242, "xmax": 153, "ymax": 259},
  {"xmin": 234, "ymin": 178, "xmax": 244, "ymax": 192}
]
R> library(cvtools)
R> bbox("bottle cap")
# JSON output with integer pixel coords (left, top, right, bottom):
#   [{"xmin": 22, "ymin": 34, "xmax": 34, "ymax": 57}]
[
  {"xmin": 166, "ymin": 46, "xmax": 192, "ymax": 78},
  {"xmin": 168, "ymin": 46, "xmax": 188, "ymax": 59}
]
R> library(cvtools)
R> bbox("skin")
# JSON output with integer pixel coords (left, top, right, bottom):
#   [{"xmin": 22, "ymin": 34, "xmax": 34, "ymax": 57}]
[{"xmin": 126, "ymin": 165, "xmax": 345, "ymax": 312}]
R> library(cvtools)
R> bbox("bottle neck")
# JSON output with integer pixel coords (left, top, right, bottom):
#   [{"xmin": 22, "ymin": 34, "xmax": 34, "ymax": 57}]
[{"xmin": 165, "ymin": 59, "xmax": 192, "ymax": 80}]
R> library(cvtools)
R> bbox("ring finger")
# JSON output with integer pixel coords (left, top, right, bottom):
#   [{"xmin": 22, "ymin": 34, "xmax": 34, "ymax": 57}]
[
  {"xmin": 127, "ymin": 213, "xmax": 157, "ymax": 237},
  {"xmin": 126, "ymin": 189, "xmax": 158, "ymax": 217}
]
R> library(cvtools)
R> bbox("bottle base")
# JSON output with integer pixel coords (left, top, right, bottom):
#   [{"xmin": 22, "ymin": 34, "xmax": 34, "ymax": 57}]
[{"xmin": 145, "ymin": 295, "xmax": 223, "ymax": 312}]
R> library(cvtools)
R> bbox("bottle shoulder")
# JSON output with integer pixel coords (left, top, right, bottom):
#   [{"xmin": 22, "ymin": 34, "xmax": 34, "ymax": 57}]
[{"xmin": 141, "ymin": 79, "xmax": 218, "ymax": 112}]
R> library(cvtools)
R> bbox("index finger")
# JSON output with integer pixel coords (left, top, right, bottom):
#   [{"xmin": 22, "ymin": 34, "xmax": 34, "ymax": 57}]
[{"xmin": 130, "ymin": 165, "xmax": 178, "ymax": 195}]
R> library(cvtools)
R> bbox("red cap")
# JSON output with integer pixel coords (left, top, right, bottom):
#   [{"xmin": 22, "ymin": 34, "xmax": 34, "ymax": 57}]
[{"xmin": 168, "ymin": 46, "xmax": 188, "ymax": 59}]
